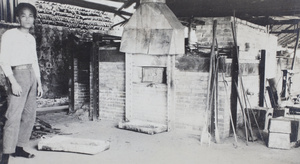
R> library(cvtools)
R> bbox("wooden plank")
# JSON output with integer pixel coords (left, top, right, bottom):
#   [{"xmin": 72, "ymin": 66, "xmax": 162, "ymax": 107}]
[
  {"xmin": 38, "ymin": 136, "xmax": 110, "ymax": 155},
  {"xmin": 266, "ymin": 86, "xmax": 277, "ymax": 108},
  {"xmin": 36, "ymin": 105, "xmax": 68, "ymax": 114}
]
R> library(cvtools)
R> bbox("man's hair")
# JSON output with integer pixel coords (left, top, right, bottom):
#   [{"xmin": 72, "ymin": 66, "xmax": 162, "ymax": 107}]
[{"xmin": 15, "ymin": 3, "xmax": 37, "ymax": 19}]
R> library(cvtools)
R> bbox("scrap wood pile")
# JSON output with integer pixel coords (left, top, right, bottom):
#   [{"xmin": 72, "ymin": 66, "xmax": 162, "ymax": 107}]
[
  {"xmin": 31, "ymin": 117, "xmax": 69, "ymax": 140},
  {"xmin": 35, "ymin": 1, "xmax": 113, "ymax": 31}
]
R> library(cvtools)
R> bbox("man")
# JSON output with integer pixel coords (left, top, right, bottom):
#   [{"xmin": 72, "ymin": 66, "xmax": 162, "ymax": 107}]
[{"xmin": 0, "ymin": 3, "xmax": 43, "ymax": 164}]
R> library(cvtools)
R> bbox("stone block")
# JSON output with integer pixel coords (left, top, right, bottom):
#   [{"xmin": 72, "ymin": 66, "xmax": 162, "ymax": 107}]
[
  {"xmin": 38, "ymin": 136, "xmax": 110, "ymax": 154},
  {"xmin": 268, "ymin": 132, "xmax": 290, "ymax": 150}
]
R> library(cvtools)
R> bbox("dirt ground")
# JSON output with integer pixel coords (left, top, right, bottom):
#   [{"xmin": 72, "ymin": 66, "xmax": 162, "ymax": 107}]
[{"xmin": 2, "ymin": 111, "xmax": 300, "ymax": 164}]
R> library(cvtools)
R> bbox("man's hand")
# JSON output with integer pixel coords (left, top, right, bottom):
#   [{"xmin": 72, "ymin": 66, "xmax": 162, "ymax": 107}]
[
  {"xmin": 37, "ymin": 78, "xmax": 43, "ymax": 98},
  {"xmin": 11, "ymin": 82, "xmax": 22, "ymax": 96},
  {"xmin": 37, "ymin": 85, "xmax": 43, "ymax": 98},
  {"xmin": 7, "ymin": 75, "xmax": 22, "ymax": 96}
]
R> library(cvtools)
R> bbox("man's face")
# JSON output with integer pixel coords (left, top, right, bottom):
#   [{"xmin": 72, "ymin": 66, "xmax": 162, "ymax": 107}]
[{"xmin": 17, "ymin": 8, "xmax": 35, "ymax": 29}]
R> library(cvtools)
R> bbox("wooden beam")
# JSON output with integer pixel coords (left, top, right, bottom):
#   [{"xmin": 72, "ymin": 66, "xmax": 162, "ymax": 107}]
[
  {"xmin": 167, "ymin": 0, "xmax": 300, "ymax": 18},
  {"xmin": 270, "ymin": 29, "xmax": 300, "ymax": 34},
  {"xmin": 270, "ymin": 19, "xmax": 300, "ymax": 25},
  {"xmin": 241, "ymin": 17, "xmax": 300, "ymax": 26}
]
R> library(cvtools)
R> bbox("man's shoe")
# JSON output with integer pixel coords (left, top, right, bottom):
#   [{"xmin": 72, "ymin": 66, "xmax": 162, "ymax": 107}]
[{"xmin": 12, "ymin": 147, "xmax": 35, "ymax": 158}]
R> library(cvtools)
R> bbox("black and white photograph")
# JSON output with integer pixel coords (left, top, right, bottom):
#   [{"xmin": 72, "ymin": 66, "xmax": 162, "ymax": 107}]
[{"xmin": 0, "ymin": 0, "xmax": 300, "ymax": 163}]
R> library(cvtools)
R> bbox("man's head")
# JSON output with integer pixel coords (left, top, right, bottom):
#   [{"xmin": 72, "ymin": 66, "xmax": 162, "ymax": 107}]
[
  {"xmin": 15, "ymin": 3, "xmax": 37, "ymax": 29},
  {"xmin": 16, "ymin": 3, "xmax": 37, "ymax": 19}
]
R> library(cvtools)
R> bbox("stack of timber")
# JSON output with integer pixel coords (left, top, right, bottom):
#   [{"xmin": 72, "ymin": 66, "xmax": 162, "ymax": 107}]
[{"xmin": 268, "ymin": 118, "xmax": 291, "ymax": 149}]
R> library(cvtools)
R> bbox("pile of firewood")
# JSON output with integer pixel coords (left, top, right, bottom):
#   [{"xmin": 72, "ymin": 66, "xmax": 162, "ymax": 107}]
[
  {"xmin": 35, "ymin": 1, "xmax": 113, "ymax": 31},
  {"xmin": 31, "ymin": 118, "xmax": 66, "ymax": 140}
]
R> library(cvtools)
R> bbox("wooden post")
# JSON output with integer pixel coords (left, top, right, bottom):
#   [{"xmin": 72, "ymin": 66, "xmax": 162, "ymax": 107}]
[
  {"xmin": 281, "ymin": 69, "xmax": 288, "ymax": 99},
  {"xmin": 92, "ymin": 43, "xmax": 100, "ymax": 119},
  {"xmin": 67, "ymin": 34, "xmax": 75, "ymax": 114},
  {"xmin": 89, "ymin": 43, "xmax": 94, "ymax": 120},
  {"xmin": 259, "ymin": 50, "xmax": 266, "ymax": 107},
  {"xmin": 231, "ymin": 46, "xmax": 239, "ymax": 129},
  {"xmin": 230, "ymin": 20, "xmax": 239, "ymax": 130},
  {"xmin": 89, "ymin": 42, "xmax": 100, "ymax": 121}
]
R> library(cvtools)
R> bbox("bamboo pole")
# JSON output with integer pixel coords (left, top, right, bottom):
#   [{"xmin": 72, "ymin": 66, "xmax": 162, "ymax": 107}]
[
  {"xmin": 234, "ymin": 82, "xmax": 249, "ymax": 145},
  {"xmin": 222, "ymin": 73, "xmax": 238, "ymax": 147},
  {"xmin": 214, "ymin": 39, "xmax": 220, "ymax": 143},
  {"xmin": 240, "ymin": 78, "xmax": 254, "ymax": 141},
  {"xmin": 201, "ymin": 20, "xmax": 218, "ymax": 145},
  {"xmin": 244, "ymin": 91, "xmax": 265, "ymax": 141}
]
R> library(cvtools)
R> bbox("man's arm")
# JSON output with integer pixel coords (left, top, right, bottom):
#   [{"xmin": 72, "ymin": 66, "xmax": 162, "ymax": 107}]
[{"xmin": 0, "ymin": 31, "xmax": 22, "ymax": 96}]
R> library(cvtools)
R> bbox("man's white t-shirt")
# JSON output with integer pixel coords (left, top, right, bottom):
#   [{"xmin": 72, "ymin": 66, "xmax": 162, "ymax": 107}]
[{"xmin": 0, "ymin": 28, "xmax": 40, "ymax": 78}]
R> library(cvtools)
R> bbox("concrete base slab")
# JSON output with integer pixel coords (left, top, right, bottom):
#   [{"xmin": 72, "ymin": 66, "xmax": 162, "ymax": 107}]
[
  {"xmin": 38, "ymin": 136, "xmax": 110, "ymax": 155},
  {"xmin": 118, "ymin": 120, "xmax": 167, "ymax": 135}
]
